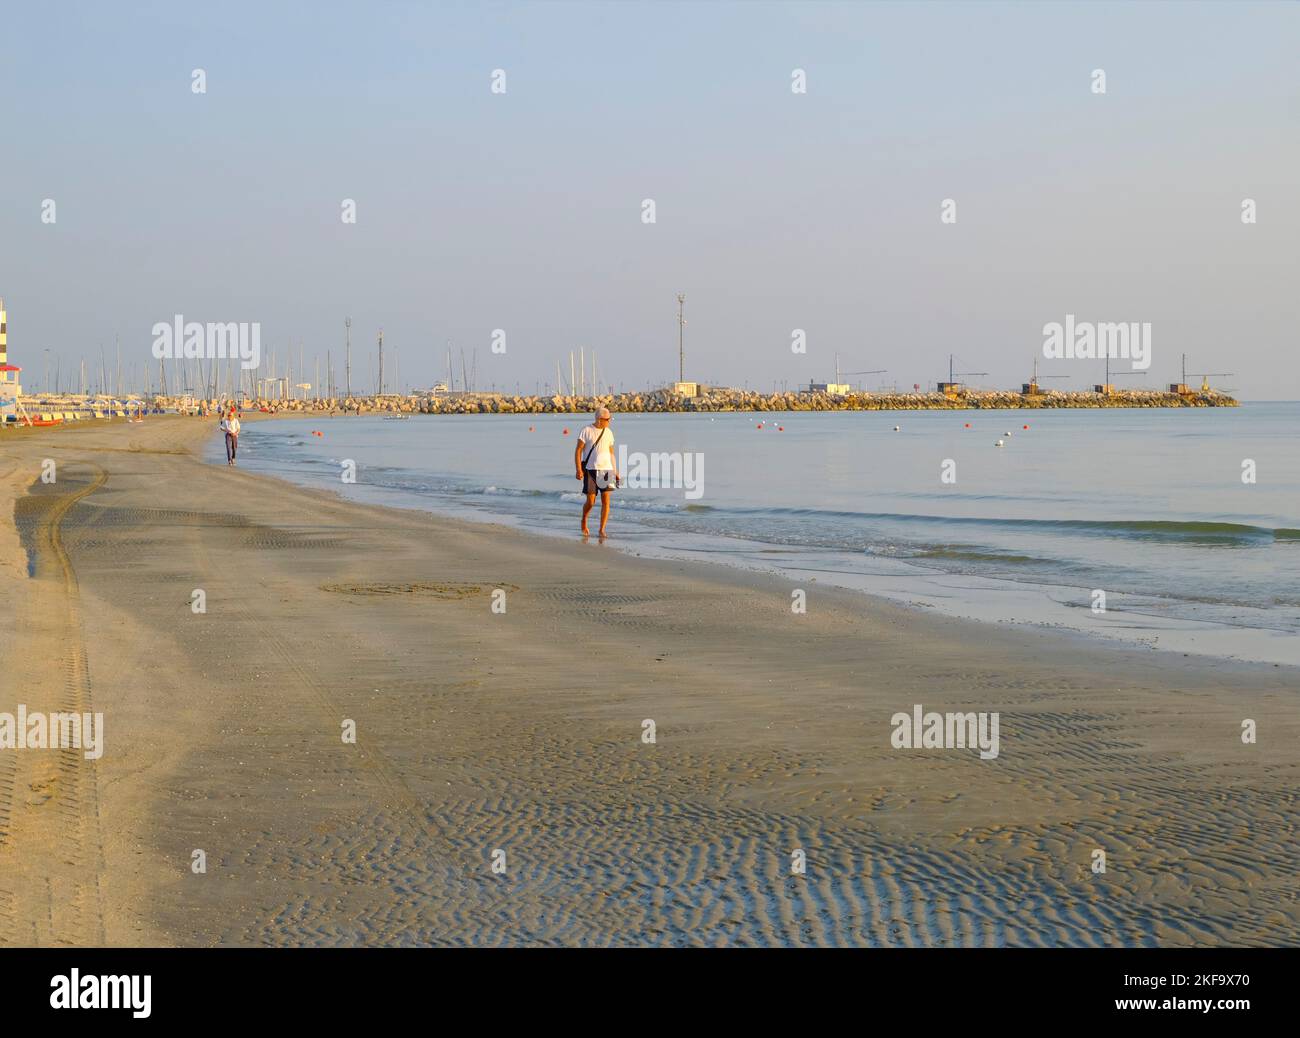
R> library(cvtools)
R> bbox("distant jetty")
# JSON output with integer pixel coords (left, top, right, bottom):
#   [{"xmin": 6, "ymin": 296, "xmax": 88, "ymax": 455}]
[
  {"xmin": 4, "ymin": 386, "xmax": 1237, "ymax": 426},
  {"xmin": 399, "ymin": 386, "xmax": 1239, "ymax": 414},
  {"xmin": 237, "ymin": 385, "xmax": 1239, "ymax": 415}
]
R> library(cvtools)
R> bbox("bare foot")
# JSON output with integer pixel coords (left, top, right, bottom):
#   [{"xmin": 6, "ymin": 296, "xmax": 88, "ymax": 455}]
[{"xmin": 581, "ymin": 526, "xmax": 590, "ymax": 537}]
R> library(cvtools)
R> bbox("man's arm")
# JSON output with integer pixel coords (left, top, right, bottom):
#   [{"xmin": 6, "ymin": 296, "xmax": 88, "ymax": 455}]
[{"xmin": 574, "ymin": 437, "xmax": 584, "ymax": 479}]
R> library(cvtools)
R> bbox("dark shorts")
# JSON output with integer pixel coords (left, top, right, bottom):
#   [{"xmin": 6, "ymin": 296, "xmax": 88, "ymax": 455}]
[{"xmin": 583, "ymin": 469, "xmax": 616, "ymax": 495}]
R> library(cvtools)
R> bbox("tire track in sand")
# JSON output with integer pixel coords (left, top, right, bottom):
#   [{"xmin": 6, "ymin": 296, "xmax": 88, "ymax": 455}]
[{"xmin": 0, "ymin": 464, "xmax": 108, "ymax": 945}]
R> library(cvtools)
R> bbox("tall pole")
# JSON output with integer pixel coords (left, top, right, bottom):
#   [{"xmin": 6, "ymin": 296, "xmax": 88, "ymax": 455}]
[
  {"xmin": 377, "ymin": 329, "xmax": 385, "ymax": 396},
  {"xmin": 676, "ymin": 293, "xmax": 686, "ymax": 384},
  {"xmin": 344, "ymin": 317, "xmax": 352, "ymax": 398}
]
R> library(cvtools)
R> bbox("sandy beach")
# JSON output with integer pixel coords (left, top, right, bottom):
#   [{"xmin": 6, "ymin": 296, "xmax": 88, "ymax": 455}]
[{"xmin": 0, "ymin": 415, "xmax": 1296, "ymax": 947}]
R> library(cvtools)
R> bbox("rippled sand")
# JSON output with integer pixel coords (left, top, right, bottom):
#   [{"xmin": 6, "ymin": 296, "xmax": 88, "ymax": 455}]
[{"xmin": 0, "ymin": 416, "xmax": 1296, "ymax": 946}]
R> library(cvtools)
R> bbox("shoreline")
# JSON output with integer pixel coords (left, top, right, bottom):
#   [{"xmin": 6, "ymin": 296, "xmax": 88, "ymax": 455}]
[
  {"xmin": 215, "ymin": 411, "xmax": 1300, "ymax": 670},
  {"xmin": 1, "ymin": 416, "xmax": 1297, "ymax": 946}
]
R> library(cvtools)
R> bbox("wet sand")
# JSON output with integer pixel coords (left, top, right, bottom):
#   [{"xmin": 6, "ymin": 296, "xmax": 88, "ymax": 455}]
[{"xmin": 0, "ymin": 415, "xmax": 1297, "ymax": 946}]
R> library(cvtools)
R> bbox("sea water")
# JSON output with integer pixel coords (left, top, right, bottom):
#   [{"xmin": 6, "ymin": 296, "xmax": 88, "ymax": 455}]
[{"xmin": 209, "ymin": 403, "xmax": 1300, "ymax": 665}]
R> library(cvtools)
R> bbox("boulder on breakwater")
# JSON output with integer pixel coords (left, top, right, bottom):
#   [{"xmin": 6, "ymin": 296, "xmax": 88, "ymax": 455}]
[{"xmin": 152, "ymin": 386, "xmax": 1237, "ymax": 416}]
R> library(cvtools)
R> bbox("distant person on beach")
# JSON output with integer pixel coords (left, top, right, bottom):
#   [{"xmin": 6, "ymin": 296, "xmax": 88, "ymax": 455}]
[
  {"xmin": 575, "ymin": 407, "xmax": 620, "ymax": 537},
  {"xmin": 220, "ymin": 408, "xmax": 241, "ymax": 466}
]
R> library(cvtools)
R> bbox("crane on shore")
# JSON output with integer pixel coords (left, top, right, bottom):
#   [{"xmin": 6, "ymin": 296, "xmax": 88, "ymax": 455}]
[
  {"xmin": 1022, "ymin": 356, "xmax": 1068, "ymax": 395},
  {"xmin": 938, "ymin": 354, "xmax": 986, "ymax": 397},
  {"xmin": 805, "ymin": 353, "xmax": 885, "ymax": 395},
  {"xmin": 834, "ymin": 353, "xmax": 886, "ymax": 392},
  {"xmin": 1095, "ymin": 354, "xmax": 1146, "ymax": 395},
  {"xmin": 1174, "ymin": 353, "xmax": 1233, "ymax": 394}
]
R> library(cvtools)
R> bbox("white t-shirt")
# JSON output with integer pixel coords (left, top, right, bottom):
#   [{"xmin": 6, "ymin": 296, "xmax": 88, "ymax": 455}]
[
  {"xmin": 221, "ymin": 415, "xmax": 241, "ymax": 435},
  {"xmin": 578, "ymin": 424, "xmax": 613, "ymax": 470}
]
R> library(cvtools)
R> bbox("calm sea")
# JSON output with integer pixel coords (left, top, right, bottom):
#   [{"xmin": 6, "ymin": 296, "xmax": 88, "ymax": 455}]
[{"xmin": 209, "ymin": 403, "xmax": 1300, "ymax": 666}]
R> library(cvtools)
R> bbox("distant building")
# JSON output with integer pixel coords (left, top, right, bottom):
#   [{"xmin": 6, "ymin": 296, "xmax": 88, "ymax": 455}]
[
  {"xmin": 937, "ymin": 381, "xmax": 965, "ymax": 398},
  {"xmin": 808, "ymin": 382, "xmax": 852, "ymax": 396},
  {"xmin": 672, "ymin": 381, "xmax": 700, "ymax": 397},
  {"xmin": 0, "ymin": 298, "xmax": 22, "ymax": 401}
]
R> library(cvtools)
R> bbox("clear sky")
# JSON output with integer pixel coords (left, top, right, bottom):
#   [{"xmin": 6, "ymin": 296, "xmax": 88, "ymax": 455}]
[{"xmin": 1, "ymin": 1, "xmax": 1295, "ymax": 398}]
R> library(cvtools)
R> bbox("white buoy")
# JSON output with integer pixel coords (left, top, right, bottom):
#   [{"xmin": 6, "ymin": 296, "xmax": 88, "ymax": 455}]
[
  {"xmin": 893, "ymin": 425, "xmax": 900, "ymax": 432},
  {"xmin": 995, "ymin": 439, "xmax": 1005, "ymax": 447}
]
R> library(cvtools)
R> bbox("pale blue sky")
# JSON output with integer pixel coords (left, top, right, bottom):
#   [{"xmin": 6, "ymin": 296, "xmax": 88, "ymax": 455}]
[{"xmin": 1, "ymin": 1, "xmax": 1295, "ymax": 397}]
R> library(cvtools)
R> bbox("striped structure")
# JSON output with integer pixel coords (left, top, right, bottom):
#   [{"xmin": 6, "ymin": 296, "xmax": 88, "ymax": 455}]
[{"xmin": 0, "ymin": 297, "xmax": 21, "ymax": 399}]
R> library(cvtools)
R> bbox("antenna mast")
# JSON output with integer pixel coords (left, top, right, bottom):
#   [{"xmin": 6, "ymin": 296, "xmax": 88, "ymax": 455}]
[
  {"xmin": 344, "ymin": 317, "xmax": 352, "ymax": 398},
  {"xmin": 676, "ymin": 293, "xmax": 686, "ymax": 384}
]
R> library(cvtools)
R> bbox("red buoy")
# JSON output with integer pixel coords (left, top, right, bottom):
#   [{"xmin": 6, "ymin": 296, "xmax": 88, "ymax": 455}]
[{"xmin": 563, "ymin": 428, "xmax": 569, "ymax": 435}]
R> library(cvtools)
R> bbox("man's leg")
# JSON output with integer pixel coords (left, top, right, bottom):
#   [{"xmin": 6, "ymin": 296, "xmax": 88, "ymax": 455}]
[
  {"xmin": 581, "ymin": 492, "xmax": 596, "ymax": 535},
  {"xmin": 598, "ymin": 491, "xmax": 611, "ymax": 536}
]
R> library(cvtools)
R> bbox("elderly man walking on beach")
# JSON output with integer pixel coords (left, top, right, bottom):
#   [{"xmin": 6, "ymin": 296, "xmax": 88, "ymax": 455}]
[
  {"xmin": 220, "ymin": 407, "xmax": 241, "ymax": 466},
  {"xmin": 575, "ymin": 407, "xmax": 620, "ymax": 537}
]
